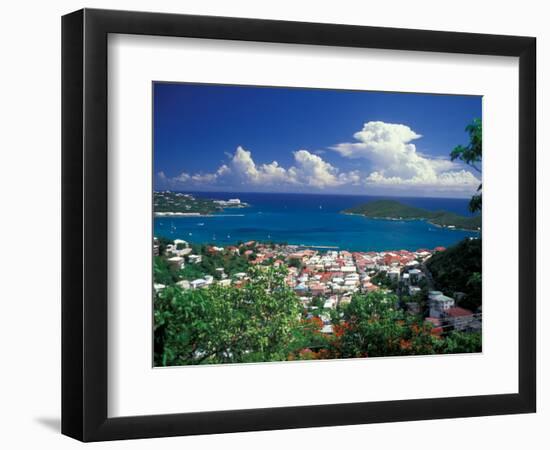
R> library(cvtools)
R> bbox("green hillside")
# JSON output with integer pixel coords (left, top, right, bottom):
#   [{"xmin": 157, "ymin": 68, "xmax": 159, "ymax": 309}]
[
  {"xmin": 342, "ymin": 200, "xmax": 481, "ymax": 231},
  {"xmin": 426, "ymin": 237, "xmax": 482, "ymax": 311}
]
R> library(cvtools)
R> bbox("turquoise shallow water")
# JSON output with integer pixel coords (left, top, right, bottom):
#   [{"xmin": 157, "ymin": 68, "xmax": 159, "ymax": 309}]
[{"xmin": 154, "ymin": 192, "xmax": 479, "ymax": 252}]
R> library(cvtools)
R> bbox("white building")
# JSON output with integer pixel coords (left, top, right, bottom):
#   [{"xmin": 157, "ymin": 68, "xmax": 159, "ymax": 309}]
[
  {"xmin": 190, "ymin": 279, "xmax": 206, "ymax": 289},
  {"xmin": 408, "ymin": 268, "xmax": 423, "ymax": 284},
  {"xmin": 173, "ymin": 239, "xmax": 188, "ymax": 247},
  {"xmin": 323, "ymin": 297, "xmax": 338, "ymax": 309},
  {"xmin": 428, "ymin": 292, "xmax": 455, "ymax": 318},
  {"xmin": 188, "ymin": 254, "xmax": 202, "ymax": 264},
  {"xmin": 167, "ymin": 256, "xmax": 185, "ymax": 270},
  {"xmin": 388, "ymin": 268, "xmax": 401, "ymax": 281},
  {"xmin": 172, "ymin": 247, "xmax": 192, "ymax": 257}
]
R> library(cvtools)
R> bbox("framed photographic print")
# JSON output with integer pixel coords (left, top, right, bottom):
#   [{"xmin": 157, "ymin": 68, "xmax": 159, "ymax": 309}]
[{"xmin": 61, "ymin": 8, "xmax": 536, "ymax": 442}]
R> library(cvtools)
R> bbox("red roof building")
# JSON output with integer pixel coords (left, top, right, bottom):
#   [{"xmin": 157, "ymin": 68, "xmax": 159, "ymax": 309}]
[{"xmin": 445, "ymin": 307, "xmax": 473, "ymax": 318}]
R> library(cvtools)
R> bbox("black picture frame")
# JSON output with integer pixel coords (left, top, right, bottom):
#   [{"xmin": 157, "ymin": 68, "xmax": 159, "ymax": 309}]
[{"xmin": 62, "ymin": 8, "xmax": 536, "ymax": 442}]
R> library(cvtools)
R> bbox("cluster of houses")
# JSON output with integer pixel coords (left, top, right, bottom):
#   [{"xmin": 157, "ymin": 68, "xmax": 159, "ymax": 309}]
[{"xmin": 153, "ymin": 238, "xmax": 481, "ymax": 335}]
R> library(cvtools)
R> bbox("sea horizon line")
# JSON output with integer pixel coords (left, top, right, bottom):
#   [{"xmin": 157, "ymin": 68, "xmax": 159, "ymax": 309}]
[{"xmin": 154, "ymin": 189, "xmax": 474, "ymax": 201}]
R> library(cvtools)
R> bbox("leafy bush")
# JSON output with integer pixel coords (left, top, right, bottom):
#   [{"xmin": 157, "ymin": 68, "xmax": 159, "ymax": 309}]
[{"xmin": 154, "ymin": 266, "xmax": 303, "ymax": 366}]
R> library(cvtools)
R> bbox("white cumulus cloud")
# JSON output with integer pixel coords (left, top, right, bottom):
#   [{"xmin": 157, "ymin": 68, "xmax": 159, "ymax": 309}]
[
  {"xmin": 231, "ymin": 146, "xmax": 293, "ymax": 185},
  {"xmin": 156, "ymin": 121, "xmax": 480, "ymax": 197},
  {"xmin": 291, "ymin": 149, "xmax": 354, "ymax": 188},
  {"xmin": 156, "ymin": 146, "xmax": 360, "ymax": 190},
  {"xmin": 331, "ymin": 121, "xmax": 480, "ymax": 190}
]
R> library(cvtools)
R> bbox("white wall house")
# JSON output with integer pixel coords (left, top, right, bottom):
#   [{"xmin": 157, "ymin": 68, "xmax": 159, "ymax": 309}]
[
  {"xmin": 167, "ymin": 256, "xmax": 185, "ymax": 270},
  {"xmin": 408, "ymin": 268, "xmax": 423, "ymax": 284},
  {"xmin": 188, "ymin": 254, "xmax": 202, "ymax": 264},
  {"xmin": 190, "ymin": 279, "xmax": 206, "ymax": 289},
  {"xmin": 428, "ymin": 292, "xmax": 455, "ymax": 318},
  {"xmin": 388, "ymin": 268, "xmax": 401, "ymax": 281}
]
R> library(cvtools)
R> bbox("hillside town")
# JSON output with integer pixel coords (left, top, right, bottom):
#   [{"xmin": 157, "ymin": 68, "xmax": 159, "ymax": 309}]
[{"xmin": 154, "ymin": 237, "xmax": 482, "ymax": 337}]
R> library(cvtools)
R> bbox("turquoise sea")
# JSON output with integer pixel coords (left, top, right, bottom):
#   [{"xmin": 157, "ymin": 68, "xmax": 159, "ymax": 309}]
[{"xmin": 153, "ymin": 192, "xmax": 479, "ymax": 252}]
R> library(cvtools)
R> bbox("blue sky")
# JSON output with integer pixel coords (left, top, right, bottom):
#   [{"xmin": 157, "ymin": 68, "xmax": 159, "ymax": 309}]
[{"xmin": 154, "ymin": 83, "xmax": 481, "ymax": 198}]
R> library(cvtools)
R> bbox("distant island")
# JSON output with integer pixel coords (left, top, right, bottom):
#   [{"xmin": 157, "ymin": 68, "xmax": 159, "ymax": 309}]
[
  {"xmin": 154, "ymin": 191, "xmax": 249, "ymax": 216},
  {"xmin": 342, "ymin": 199, "xmax": 481, "ymax": 231}
]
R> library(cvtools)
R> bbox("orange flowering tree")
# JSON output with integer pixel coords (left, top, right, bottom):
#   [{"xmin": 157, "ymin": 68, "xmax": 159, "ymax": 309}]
[{"xmin": 337, "ymin": 291, "xmax": 438, "ymax": 358}]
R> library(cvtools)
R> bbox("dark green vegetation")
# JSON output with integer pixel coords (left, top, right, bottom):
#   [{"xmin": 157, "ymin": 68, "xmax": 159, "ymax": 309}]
[
  {"xmin": 343, "ymin": 199, "xmax": 481, "ymax": 231},
  {"xmin": 426, "ymin": 237, "xmax": 482, "ymax": 312},
  {"xmin": 154, "ymin": 191, "xmax": 247, "ymax": 214},
  {"xmin": 451, "ymin": 118, "xmax": 482, "ymax": 213},
  {"xmin": 154, "ymin": 267, "xmax": 303, "ymax": 365}
]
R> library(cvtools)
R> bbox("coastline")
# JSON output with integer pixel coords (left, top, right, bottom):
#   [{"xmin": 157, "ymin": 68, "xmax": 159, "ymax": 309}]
[
  {"xmin": 342, "ymin": 211, "xmax": 481, "ymax": 233},
  {"xmin": 154, "ymin": 194, "xmax": 479, "ymax": 252},
  {"xmin": 155, "ymin": 212, "xmax": 245, "ymax": 217}
]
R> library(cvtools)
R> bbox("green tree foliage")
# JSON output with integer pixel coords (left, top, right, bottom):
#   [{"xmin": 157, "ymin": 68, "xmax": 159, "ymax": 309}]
[
  {"xmin": 178, "ymin": 263, "xmax": 206, "ymax": 281},
  {"xmin": 338, "ymin": 291, "xmax": 437, "ymax": 358},
  {"xmin": 451, "ymin": 118, "xmax": 482, "ymax": 213},
  {"xmin": 156, "ymin": 236, "xmax": 173, "ymax": 256},
  {"xmin": 426, "ymin": 238, "xmax": 482, "ymax": 311},
  {"xmin": 174, "ymin": 247, "xmax": 250, "ymax": 281},
  {"xmin": 153, "ymin": 256, "xmax": 179, "ymax": 285},
  {"xmin": 288, "ymin": 257, "xmax": 303, "ymax": 270},
  {"xmin": 343, "ymin": 200, "xmax": 481, "ymax": 231},
  {"xmin": 435, "ymin": 331, "xmax": 482, "ymax": 354},
  {"xmin": 154, "ymin": 266, "xmax": 302, "ymax": 366},
  {"xmin": 371, "ymin": 271, "xmax": 398, "ymax": 290}
]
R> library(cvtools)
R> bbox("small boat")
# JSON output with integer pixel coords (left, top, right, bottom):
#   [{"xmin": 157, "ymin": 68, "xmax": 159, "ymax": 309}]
[
  {"xmin": 188, "ymin": 232, "xmax": 192, "ymax": 236},
  {"xmin": 197, "ymin": 222, "xmax": 205, "ymax": 226}
]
